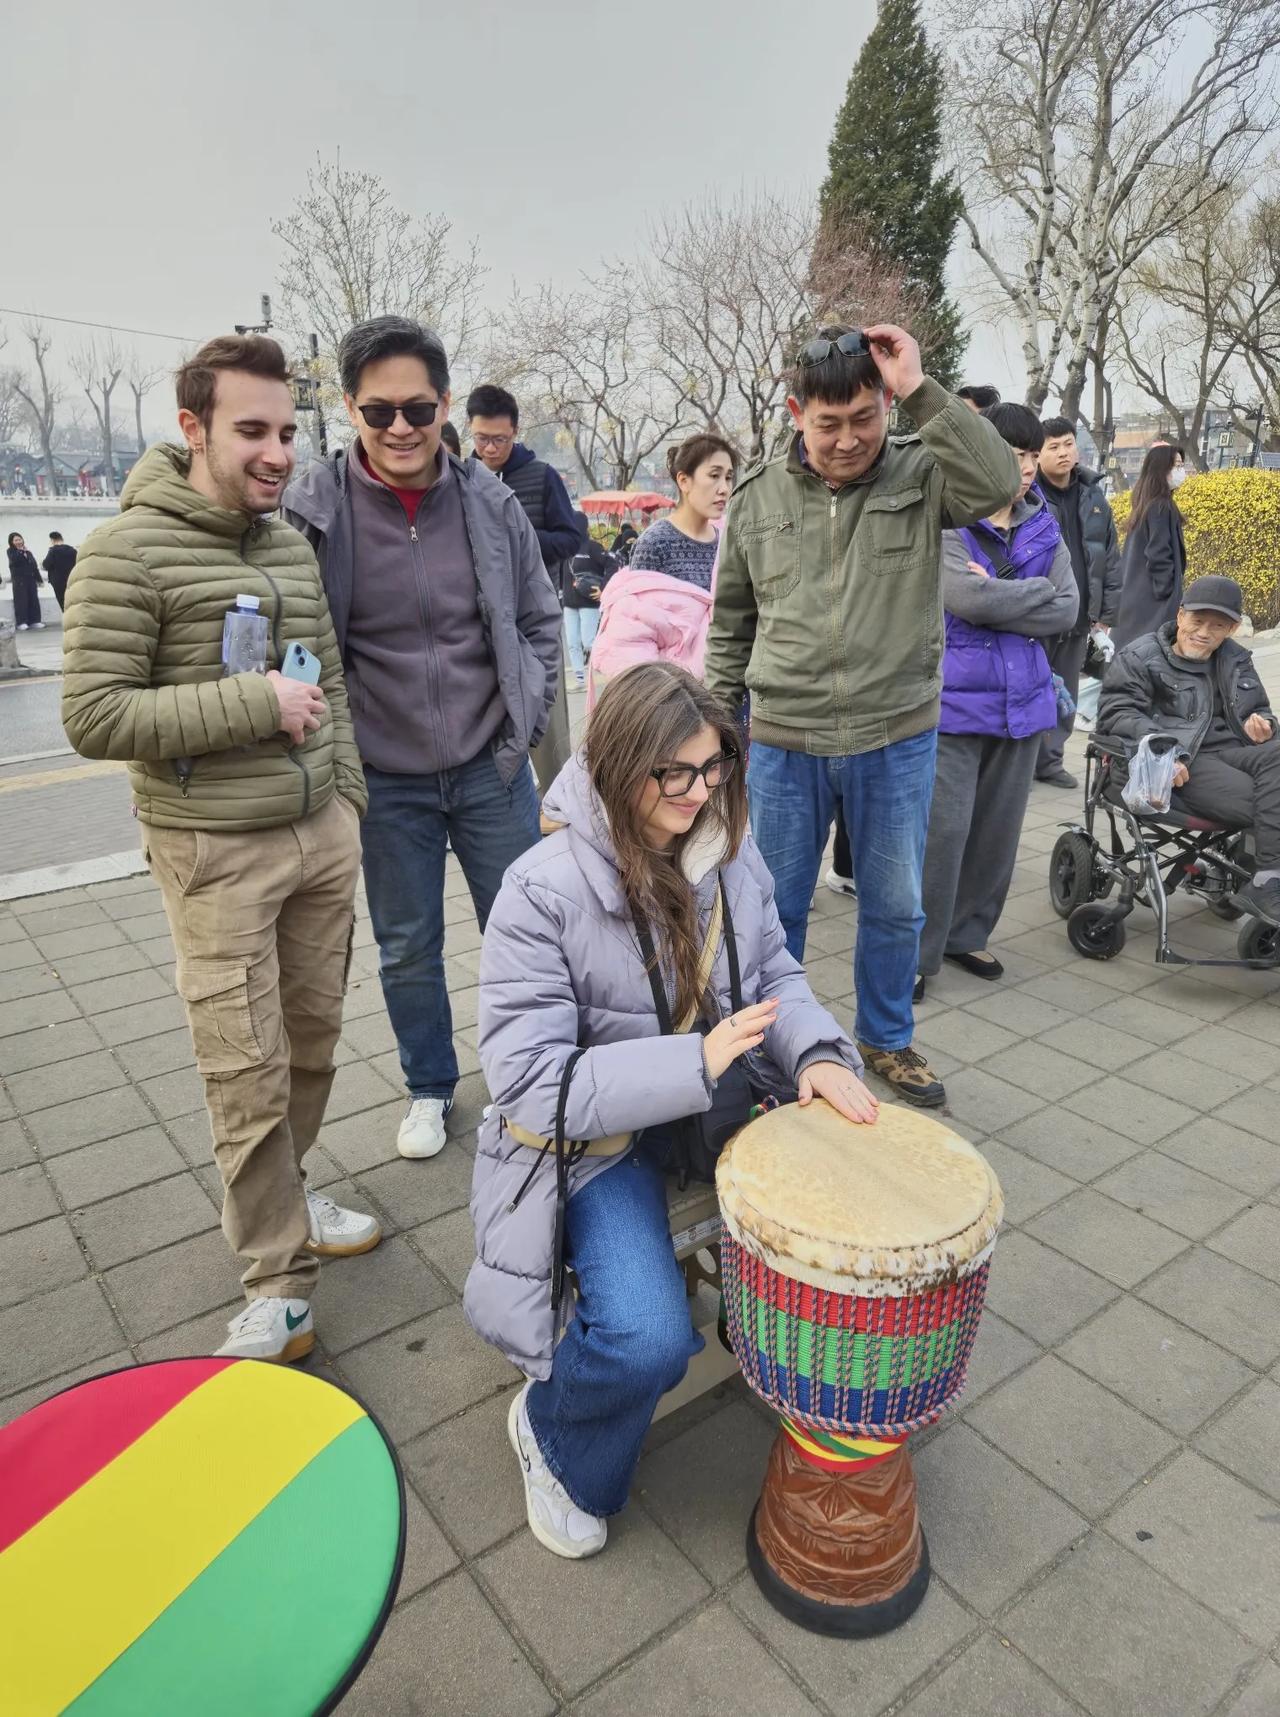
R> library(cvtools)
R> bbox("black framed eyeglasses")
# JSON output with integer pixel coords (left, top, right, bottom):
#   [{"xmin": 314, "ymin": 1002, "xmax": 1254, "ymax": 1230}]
[
  {"xmin": 798, "ymin": 331, "xmax": 870, "ymax": 367},
  {"xmin": 651, "ymin": 751, "xmax": 739, "ymax": 799},
  {"xmin": 357, "ymin": 400, "xmax": 439, "ymax": 429}
]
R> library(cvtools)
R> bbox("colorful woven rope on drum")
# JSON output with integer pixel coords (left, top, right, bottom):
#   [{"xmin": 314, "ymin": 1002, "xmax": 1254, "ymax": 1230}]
[{"xmin": 780, "ymin": 1416, "xmax": 906, "ymax": 1472}]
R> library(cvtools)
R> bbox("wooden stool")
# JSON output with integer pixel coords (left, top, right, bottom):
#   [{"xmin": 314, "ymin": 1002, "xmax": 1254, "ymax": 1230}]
[{"xmin": 653, "ymin": 1177, "xmax": 740, "ymax": 1422}]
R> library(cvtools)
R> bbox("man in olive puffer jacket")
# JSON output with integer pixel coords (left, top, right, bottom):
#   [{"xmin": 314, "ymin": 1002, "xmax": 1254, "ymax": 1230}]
[{"xmin": 62, "ymin": 334, "xmax": 378, "ymax": 1364}]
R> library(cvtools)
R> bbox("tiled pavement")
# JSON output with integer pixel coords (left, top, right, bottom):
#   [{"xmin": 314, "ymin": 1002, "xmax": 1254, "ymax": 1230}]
[{"xmin": 3, "ymin": 782, "xmax": 1280, "ymax": 1716}]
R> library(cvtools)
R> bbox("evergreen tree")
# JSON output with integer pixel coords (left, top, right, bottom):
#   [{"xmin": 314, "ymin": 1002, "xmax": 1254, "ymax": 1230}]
[{"xmin": 820, "ymin": 0, "xmax": 967, "ymax": 389}]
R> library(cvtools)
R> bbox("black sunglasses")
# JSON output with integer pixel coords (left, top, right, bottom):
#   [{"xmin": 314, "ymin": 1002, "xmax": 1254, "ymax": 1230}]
[
  {"xmin": 651, "ymin": 751, "xmax": 739, "ymax": 799},
  {"xmin": 798, "ymin": 331, "xmax": 871, "ymax": 367},
  {"xmin": 357, "ymin": 400, "xmax": 439, "ymax": 430}
]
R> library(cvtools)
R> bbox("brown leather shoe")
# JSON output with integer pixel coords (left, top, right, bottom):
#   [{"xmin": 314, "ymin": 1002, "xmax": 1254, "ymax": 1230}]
[{"xmin": 856, "ymin": 1042, "xmax": 946, "ymax": 1108}]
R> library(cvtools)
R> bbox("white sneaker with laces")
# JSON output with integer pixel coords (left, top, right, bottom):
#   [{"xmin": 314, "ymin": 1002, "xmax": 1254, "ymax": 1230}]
[
  {"xmin": 824, "ymin": 866, "xmax": 857, "ymax": 898},
  {"xmin": 398, "ymin": 1097, "xmax": 449, "ymax": 1159},
  {"xmin": 508, "ymin": 1384, "xmax": 607, "ymax": 1559},
  {"xmin": 216, "ymin": 1296, "xmax": 314, "ymax": 1363},
  {"xmin": 305, "ymin": 1188, "xmax": 381, "ymax": 1257}
]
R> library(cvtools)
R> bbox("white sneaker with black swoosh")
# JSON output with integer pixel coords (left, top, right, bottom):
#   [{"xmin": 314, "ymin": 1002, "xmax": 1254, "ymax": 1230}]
[
  {"xmin": 508, "ymin": 1383, "xmax": 607, "ymax": 1559},
  {"xmin": 215, "ymin": 1297, "xmax": 314, "ymax": 1363}
]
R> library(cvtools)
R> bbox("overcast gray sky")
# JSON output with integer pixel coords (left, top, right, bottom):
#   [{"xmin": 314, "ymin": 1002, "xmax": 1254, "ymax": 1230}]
[{"xmin": 9, "ymin": 0, "xmax": 1018, "ymax": 434}]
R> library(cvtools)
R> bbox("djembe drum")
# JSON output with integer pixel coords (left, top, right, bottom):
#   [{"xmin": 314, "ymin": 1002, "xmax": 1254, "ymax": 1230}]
[
  {"xmin": 717, "ymin": 1101, "xmax": 1003, "ymax": 1637},
  {"xmin": 0, "ymin": 1357, "xmax": 404, "ymax": 1715}
]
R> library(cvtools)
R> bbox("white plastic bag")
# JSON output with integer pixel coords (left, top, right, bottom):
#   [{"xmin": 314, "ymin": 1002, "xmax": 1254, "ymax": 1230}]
[{"xmin": 1122, "ymin": 734, "xmax": 1180, "ymax": 815}]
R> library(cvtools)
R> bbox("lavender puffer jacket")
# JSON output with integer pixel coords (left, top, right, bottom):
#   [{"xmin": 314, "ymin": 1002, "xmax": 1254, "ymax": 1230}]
[{"xmin": 464, "ymin": 755, "xmax": 860, "ymax": 1378}]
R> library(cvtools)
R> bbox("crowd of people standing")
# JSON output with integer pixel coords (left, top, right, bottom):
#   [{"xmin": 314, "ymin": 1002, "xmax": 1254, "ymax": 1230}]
[{"xmin": 55, "ymin": 308, "xmax": 1276, "ymax": 1568}]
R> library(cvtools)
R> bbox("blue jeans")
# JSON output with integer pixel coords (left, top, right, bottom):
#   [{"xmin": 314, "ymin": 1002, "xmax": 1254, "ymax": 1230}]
[
  {"xmin": 362, "ymin": 748, "xmax": 540, "ymax": 1099},
  {"xmin": 563, "ymin": 606, "xmax": 600, "ymax": 678},
  {"xmin": 526, "ymin": 1134, "xmax": 699, "ymax": 1517},
  {"xmin": 747, "ymin": 733, "xmax": 937, "ymax": 1051}
]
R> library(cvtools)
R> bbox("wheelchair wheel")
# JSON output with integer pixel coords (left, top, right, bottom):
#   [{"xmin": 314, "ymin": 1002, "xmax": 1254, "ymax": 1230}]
[
  {"xmin": 1067, "ymin": 903, "xmax": 1127, "ymax": 960},
  {"xmin": 1049, "ymin": 832, "xmax": 1098, "ymax": 920},
  {"xmin": 1237, "ymin": 918, "xmax": 1280, "ymax": 965}
]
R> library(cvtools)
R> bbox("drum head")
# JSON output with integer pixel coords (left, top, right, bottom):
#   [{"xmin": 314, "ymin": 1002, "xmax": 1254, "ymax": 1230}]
[
  {"xmin": 0, "ymin": 1357, "xmax": 404, "ymax": 1716},
  {"xmin": 717, "ymin": 1100, "xmax": 1003, "ymax": 1292}
]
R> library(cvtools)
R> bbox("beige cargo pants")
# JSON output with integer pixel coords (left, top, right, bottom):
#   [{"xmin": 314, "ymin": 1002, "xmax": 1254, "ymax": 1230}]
[{"xmin": 144, "ymin": 793, "xmax": 362, "ymax": 1301}]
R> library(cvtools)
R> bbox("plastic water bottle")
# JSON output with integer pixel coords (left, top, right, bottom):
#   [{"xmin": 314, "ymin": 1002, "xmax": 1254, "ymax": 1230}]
[{"xmin": 222, "ymin": 595, "xmax": 269, "ymax": 676}]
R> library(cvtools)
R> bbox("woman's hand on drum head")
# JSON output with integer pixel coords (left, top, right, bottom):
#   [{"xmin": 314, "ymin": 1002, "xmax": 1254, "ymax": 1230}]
[
  {"xmin": 703, "ymin": 999, "xmax": 779, "ymax": 1080},
  {"xmin": 797, "ymin": 1060, "xmax": 880, "ymax": 1124}
]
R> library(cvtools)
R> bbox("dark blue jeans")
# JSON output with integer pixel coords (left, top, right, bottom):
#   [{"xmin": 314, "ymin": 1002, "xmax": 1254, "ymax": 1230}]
[
  {"xmin": 526, "ymin": 1134, "xmax": 700, "ymax": 1517},
  {"xmin": 747, "ymin": 732, "xmax": 937, "ymax": 1052},
  {"xmin": 362, "ymin": 749, "xmax": 540, "ymax": 1100}
]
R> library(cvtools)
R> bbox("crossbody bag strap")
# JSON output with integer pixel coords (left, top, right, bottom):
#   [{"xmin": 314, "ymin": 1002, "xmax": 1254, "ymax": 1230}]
[
  {"xmin": 550, "ymin": 1046, "xmax": 589, "ymax": 1313},
  {"xmin": 635, "ymin": 874, "xmax": 728, "ymax": 1036}
]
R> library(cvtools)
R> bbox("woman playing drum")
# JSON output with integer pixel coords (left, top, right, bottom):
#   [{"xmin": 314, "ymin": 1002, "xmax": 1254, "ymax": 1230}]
[{"xmin": 465, "ymin": 663, "xmax": 877, "ymax": 1560}]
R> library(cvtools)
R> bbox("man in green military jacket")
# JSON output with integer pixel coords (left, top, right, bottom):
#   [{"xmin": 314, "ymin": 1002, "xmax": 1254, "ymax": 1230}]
[{"xmin": 705, "ymin": 324, "xmax": 1019, "ymax": 1107}]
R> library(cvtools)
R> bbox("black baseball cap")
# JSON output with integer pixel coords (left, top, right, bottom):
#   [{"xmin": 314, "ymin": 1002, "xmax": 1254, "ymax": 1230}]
[{"xmin": 1181, "ymin": 576, "xmax": 1243, "ymax": 621}]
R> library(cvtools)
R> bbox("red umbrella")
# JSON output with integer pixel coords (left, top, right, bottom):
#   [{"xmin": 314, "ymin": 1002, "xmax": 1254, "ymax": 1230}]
[{"xmin": 579, "ymin": 490, "xmax": 675, "ymax": 516}]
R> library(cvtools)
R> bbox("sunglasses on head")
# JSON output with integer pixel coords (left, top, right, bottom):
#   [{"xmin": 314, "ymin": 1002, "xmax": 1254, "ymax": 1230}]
[
  {"xmin": 798, "ymin": 331, "xmax": 871, "ymax": 367},
  {"xmin": 357, "ymin": 400, "xmax": 439, "ymax": 430}
]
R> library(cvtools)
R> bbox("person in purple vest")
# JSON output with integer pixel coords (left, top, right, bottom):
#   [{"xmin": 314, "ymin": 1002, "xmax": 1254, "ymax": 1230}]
[{"xmin": 916, "ymin": 405, "xmax": 1079, "ymax": 999}]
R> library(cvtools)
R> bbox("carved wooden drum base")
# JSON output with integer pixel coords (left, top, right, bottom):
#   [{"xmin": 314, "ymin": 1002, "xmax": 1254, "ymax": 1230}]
[{"xmin": 745, "ymin": 1422, "xmax": 929, "ymax": 1637}]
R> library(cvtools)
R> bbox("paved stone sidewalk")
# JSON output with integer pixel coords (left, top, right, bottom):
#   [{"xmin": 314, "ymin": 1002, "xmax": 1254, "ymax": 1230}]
[{"xmin": 3, "ymin": 781, "xmax": 1280, "ymax": 1716}]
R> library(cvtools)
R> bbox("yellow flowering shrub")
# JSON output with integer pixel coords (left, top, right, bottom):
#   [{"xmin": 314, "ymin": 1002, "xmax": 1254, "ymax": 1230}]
[{"xmin": 1109, "ymin": 468, "xmax": 1280, "ymax": 628}]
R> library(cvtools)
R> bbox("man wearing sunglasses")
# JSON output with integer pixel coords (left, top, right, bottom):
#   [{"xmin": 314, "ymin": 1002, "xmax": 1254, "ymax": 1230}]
[
  {"xmin": 284, "ymin": 316, "xmax": 562, "ymax": 1163},
  {"xmin": 705, "ymin": 323, "xmax": 1020, "ymax": 1108}
]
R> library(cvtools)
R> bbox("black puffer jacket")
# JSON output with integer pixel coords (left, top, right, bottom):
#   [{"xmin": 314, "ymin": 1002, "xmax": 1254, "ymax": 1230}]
[
  {"xmin": 1037, "ymin": 467, "xmax": 1121, "ymax": 628},
  {"xmin": 1097, "ymin": 625, "xmax": 1276, "ymax": 763}
]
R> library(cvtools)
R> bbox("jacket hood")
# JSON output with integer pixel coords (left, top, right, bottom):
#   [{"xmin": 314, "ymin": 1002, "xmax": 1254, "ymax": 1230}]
[
  {"xmin": 539, "ymin": 753, "xmax": 729, "ymax": 914},
  {"xmin": 500, "ymin": 443, "xmax": 537, "ymax": 474},
  {"xmin": 973, "ymin": 488, "xmax": 1048, "ymax": 534},
  {"xmin": 601, "ymin": 568, "xmax": 713, "ymax": 609},
  {"xmin": 283, "ymin": 444, "xmax": 476, "ymax": 533},
  {"xmin": 120, "ymin": 444, "xmax": 254, "ymax": 540}
]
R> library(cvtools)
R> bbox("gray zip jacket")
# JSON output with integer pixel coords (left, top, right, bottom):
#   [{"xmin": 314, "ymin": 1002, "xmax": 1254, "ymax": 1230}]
[
  {"xmin": 283, "ymin": 448, "xmax": 562, "ymax": 783},
  {"xmin": 465, "ymin": 754, "xmax": 860, "ymax": 1378}
]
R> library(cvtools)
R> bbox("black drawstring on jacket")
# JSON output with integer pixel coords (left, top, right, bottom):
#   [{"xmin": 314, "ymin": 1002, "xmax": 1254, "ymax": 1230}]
[{"xmin": 503, "ymin": 1047, "xmax": 592, "ymax": 1315}]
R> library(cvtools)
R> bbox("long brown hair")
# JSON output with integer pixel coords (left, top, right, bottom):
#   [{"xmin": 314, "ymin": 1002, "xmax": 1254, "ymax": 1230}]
[
  {"xmin": 584, "ymin": 663, "xmax": 747, "ymax": 1024},
  {"xmin": 1129, "ymin": 444, "xmax": 1184, "ymax": 529}
]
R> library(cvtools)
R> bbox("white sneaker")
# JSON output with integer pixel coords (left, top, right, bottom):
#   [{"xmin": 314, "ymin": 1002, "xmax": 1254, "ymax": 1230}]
[
  {"xmin": 305, "ymin": 1187, "xmax": 382, "ymax": 1257},
  {"xmin": 825, "ymin": 866, "xmax": 857, "ymax": 898},
  {"xmin": 33, "ymin": 622, "xmax": 45, "ymax": 630},
  {"xmin": 508, "ymin": 1384, "xmax": 607, "ymax": 1559},
  {"xmin": 398, "ymin": 1097, "xmax": 449, "ymax": 1159},
  {"xmin": 16, "ymin": 623, "xmax": 27, "ymax": 631},
  {"xmin": 216, "ymin": 1297, "xmax": 314, "ymax": 1363}
]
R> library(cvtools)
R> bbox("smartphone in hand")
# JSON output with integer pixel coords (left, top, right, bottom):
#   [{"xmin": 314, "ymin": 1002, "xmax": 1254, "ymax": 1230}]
[{"xmin": 280, "ymin": 643, "xmax": 322, "ymax": 685}]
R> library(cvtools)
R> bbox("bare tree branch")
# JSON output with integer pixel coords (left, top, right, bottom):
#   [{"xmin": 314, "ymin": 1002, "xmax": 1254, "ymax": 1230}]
[
  {"xmin": 11, "ymin": 321, "xmax": 63, "ymax": 496},
  {"xmin": 124, "ymin": 351, "xmax": 166, "ymax": 457},
  {"xmin": 70, "ymin": 338, "xmax": 125, "ymax": 496},
  {"xmin": 272, "ymin": 152, "xmax": 487, "ymax": 378},
  {"xmin": 948, "ymin": 0, "xmax": 1280, "ymax": 413}
]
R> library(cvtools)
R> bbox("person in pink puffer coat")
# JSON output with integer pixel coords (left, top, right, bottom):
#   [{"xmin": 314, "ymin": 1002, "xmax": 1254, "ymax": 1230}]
[
  {"xmin": 587, "ymin": 432, "xmax": 734, "ymax": 707},
  {"xmin": 586, "ymin": 565, "xmax": 715, "ymax": 707}
]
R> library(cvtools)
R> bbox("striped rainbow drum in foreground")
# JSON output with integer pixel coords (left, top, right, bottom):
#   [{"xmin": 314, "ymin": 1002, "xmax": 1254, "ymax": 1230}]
[
  {"xmin": 0, "ymin": 1357, "xmax": 404, "ymax": 1715},
  {"xmin": 717, "ymin": 1101, "xmax": 1003, "ymax": 1638}
]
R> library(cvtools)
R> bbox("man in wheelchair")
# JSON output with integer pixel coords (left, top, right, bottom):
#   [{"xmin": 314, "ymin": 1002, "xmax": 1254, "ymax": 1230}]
[{"xmin": 1097, "ymin": 576, "xmax": 1280, "ymax": 924}]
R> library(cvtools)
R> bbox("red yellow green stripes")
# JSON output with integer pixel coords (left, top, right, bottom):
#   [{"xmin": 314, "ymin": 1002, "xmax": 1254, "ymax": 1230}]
[
  {"xmin": 0, "ymin": 1357, "xmax": 231, "ymax": 1554},
  {"xmin": 780, "ymin": 1416, "xmax": 906, "ymax": 1472},
  {"xmin": 65, "ymin": 1415, "xmax": 401, "ymax": 1716},
  {"xmin": 0, "ymin": 1360, "xmax": 366, "ymax": 1715}
]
